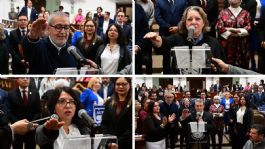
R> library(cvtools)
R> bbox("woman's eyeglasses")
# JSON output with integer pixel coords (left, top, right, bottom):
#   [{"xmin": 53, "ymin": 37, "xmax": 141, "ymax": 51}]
[{"xmin": 57, "ymin": 98, "xmax": 77, "ymax": 107}]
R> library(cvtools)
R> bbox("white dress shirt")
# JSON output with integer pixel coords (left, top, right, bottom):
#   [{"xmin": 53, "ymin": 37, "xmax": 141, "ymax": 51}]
[{"xmin": 101, "ymin": 44, "xmax": 120, "ymax": 74}]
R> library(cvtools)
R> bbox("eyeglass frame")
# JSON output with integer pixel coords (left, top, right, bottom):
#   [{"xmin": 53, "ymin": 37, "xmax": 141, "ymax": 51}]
[
  {"xmin": 57, "ymin": 98, "xmax": 77, "ymax": 107},
  {"xmin": 50, "ymin": 24, "xmax": 70, "ymax": 32}
]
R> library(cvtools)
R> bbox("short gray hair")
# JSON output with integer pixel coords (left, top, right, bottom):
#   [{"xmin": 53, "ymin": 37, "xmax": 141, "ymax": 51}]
[{"xmin": 48, "ymin": 11, "xmax": 69, "ymax": 25}]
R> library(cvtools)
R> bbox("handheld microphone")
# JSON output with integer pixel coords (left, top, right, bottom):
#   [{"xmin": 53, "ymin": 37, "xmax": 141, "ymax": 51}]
[
  {"xmin": 196, "ymin": 112, "xmax": 202, "ymax": 120},
  {"xmin": 30, "ymin": 114, "xmax": 59, "ymax": 123},
  {"xmin": 28, "ymin": 114, "xmax": 59, "ymax": 130},
  {"xmin": 187, "ymin": 26, "xmax": 195, "ymax": 44},
  {"xmin": 67, "ymin": 46, "xmax": 86, "ymax": 65},
  {"xmin": 78, "ymin": 109, "xmax": 96, "ymax": 127}
]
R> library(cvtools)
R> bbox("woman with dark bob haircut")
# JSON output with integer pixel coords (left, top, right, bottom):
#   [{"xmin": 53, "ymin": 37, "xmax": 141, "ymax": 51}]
[
  {"xmin": 95, "ymin": 24, "xmax": 131, "ymax": 74},
  {"xmin": 101, "ymin": 77, "xmax": 132, "ymax": 149},
  {"xmin": 35, "ymin": 87, "xmax": 90, "ymax": 149}
]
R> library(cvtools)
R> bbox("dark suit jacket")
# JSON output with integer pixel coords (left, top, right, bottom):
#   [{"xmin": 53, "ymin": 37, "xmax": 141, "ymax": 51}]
[
  {"xmin": 0, "ymin": 41, "xmax": 9, "ymax": 74},
  {"xmin": 182, "ymin": 111, "xmax": 213, "ymax": 149},
  {"xmin": 97, "ymin": 83, "xmax": 114, "ymax": 99},
  {"xmin": 252, "ymin": 92, "xmax": 265, "ymax": 108},
  {"xmin": 7, "ymin": 88, "xmax": 41, "ymax": 123},
  {"xmin": 20, "ymin": 6, "xmax": 38, "ymax": 22},
  {"xmin": 0, "ymin": 104, "xmax": 12, "ymax": 149},
  {"xmin": 9, "ymin": 28, "xmax": 27, "ymax": 74},
  {"xmin": 213, "ymin": 84, "xmax": 222, "ymax": 92},
  {"xmin": 101, "ymin": 99, "xmax": 132, "ymax": 149},
  {"xmin": 135, "ymin": 3, "xmax": 153, "ymax": 74},
  {"xmin": 188, "ymin": 0, "xmax": 219, "ymax": 37},
  {"xmin": 155, "ymin": 0, "xmax": 187, "ymax": 36},
  {"xmin": 97, "ymin": 19, "xmax": 115, "ymax": 37},
  {"xmin": 95, "ymin": 44, "xmax": 132, "ymax": 73}
]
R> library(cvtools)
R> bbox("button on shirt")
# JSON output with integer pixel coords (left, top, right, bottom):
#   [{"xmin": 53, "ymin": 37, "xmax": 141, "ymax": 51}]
[{"xmin": 101, "ymin": 44, "xmax": 120, "ymax": 74}]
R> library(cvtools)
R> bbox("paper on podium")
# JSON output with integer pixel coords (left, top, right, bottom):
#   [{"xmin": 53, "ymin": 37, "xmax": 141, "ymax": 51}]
[
  {"xmin": 171, "ymin": 46, "xmax": 211, "ymax": 69},
  {"xmin": 189, "ymin": 122, "xmax": 206, "ymax": 133},
  {"xmin": 62, "ymin": 134, "xmax": 117, "ymax": 149},
  {"xmin": 54, "ymin": 67, "xmax": 99, "ymax": 75}
]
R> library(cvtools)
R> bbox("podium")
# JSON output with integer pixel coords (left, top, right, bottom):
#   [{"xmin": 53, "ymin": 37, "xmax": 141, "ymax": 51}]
[
  {"xmin": 62, "ymin": 134, "xmax": 117, "ymax": 149},
  {"xmin": 54, "ymin": 67, "xmax": 100, "ymax": 75},
  {"xmin": 171, "ymin": 45, "xmax": 212, "ymax": 74},
  {"xmin": 188, "ymin": 122, "xmax": 208, "ymax": 149}
]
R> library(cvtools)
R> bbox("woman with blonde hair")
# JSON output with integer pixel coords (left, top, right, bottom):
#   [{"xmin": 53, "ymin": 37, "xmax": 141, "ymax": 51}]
[
  {"xmin": 144, "ymin": 6, "xmax": 226, "ymax": 74},
  {"xmin": 80, "ymin": 77, "xmax": 104, "ymax": 117}
]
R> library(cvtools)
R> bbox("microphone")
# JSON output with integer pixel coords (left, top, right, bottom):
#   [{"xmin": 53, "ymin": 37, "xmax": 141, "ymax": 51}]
[
  {"xmin": 187, "ymin": 26, "xmax": 195, "ymax": 44},
  {"xmin": 196, "ymin": 112, "xmax": 201, "ymax": 121},
  {"xmin": 78, "ymin": 109, "xmax": 96, "ymax": 127},
  {"xmin": 67, "ymin": 46, "xmax": 86, "ymax": 65},
  {"xmin": 28, "ymin": 114, "xmax": 59, "ymax": 130},
  {"xmin": 30, "ymin": 114, "xmax": 59, "ymax": 123}
]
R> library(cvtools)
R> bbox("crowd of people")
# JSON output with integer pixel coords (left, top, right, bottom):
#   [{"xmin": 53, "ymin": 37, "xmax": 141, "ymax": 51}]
[
  {"xmin": 135, "ymin": 79, "xmax": 265, "ymax": 148},
  {"xmin": 135, "ymin": 0, "xmax": 265, "ymax": 74},
  {"xmin": 0, "ymin": 77, "xmax": 132, "ymax": 149},
  {"xmin": 0, "ymin": 0, "xmax": 132, "ymax": 74}
]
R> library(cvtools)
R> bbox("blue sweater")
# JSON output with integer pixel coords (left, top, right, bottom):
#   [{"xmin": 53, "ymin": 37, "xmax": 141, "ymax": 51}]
[{"xmin": 80, "ymin": 88, "xmax": 99, "ymax": 117}]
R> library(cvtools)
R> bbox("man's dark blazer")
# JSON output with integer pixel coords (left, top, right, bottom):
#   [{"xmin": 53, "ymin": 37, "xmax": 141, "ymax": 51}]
[
  {"xmin": 213, "ymin": 84, "xmax": 222, "ymax": 92},
  {"xmin": 98, "ymin": 83, "xmax": 114, "ymax": 99},
  {"xmin": 97, "ymin": 18, "xmax": 115, "ymax": 37},
  {"xmin": 0, "ymin": 41, "xmax": 9, "ymax": 74},
  {"xmin": 155, "ymin": 0, "xmax": 187, "ymax": 36},
  {"xmin": 182, "ymin": 111, "xmax": 213, "ymax": 149},
  {"xmin": 20, "ymin": 6, "xmax": 38, "ymax": 22},
  {"xmin": 252, "ymin": 92, "xmax": 265, "ymax": 108},
  {"xmin": 9, "ymin": 28, "xmax": 27, "ymax": 74},
  {"xmin": 7, "ymin": 88, "xmax": 41, "ymax": 124},
  {"xmin": 0, "ymin": 104, "xmax": 12, "ymax": 149},
  {"xmin": 188, "ymin": 0, "xmax": 219, "ymax": 37},
  {"xmin": 135, "ymin": 3, "xmax": 152, "ymax": 74}
]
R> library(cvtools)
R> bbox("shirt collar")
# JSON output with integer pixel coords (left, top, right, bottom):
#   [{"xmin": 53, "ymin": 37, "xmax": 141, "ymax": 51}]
[
  {"xmin": 194, "ymin": 33, "xmax": 204, "ymax": 45},
  {"xmin": 49, "ymin": 36, "xmax": 66, "ymax": 51},
  {"xmin": 19, "ymin": 86, "xmax": 28, "ymax": 92}
]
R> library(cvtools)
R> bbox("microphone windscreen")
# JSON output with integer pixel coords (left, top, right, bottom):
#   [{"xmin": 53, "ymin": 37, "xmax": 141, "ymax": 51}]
[
  {"xmin": 78, "ymin": 109, "xmax": 87, "ymax": 118},
  {"xmin": 51, "ymin": 114, "xmax": 59, "ymax": 120}
]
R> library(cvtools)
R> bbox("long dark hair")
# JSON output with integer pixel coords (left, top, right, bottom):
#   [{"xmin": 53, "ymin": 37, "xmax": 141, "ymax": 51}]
[
  {"xmin": 83, "ymin": 19, "xmax": 98, "ymax": 43},
  {"xmin": 47, "ymin": 87, "xmax": 88, "ymax": 128},
  {"xmin": 104, "ymin": 24, "xmax": 125, "ymax": 46},
  {"xmin": 110, "ymin": 77, "xmax": 132, "ymax": 107}
]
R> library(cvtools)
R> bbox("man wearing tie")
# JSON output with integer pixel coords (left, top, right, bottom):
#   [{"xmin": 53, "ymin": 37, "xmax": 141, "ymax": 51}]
[
  {"xmin": 180, "ymin": 99, "xmax": 213, "ymax": 149},
  {"xmin": 9, "ymin": 13, "xmax": 29, "ymax": 74},
  {"xmin": 7, "ymin": 77, "xmax": 41, "ymax": 149},
  {"xmin": 98, "ymin": 77, "xmax": 114, "ymax": 100},
  {"xmin": 252, "ymin": 85, "xmax": 265, "ymax": 109}
]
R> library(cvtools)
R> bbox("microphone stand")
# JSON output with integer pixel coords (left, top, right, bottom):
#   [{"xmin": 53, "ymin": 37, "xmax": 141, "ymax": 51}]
[
  {"xmin": 188, "ymin": 40, "xmax": 194, "ymax": 74},
  {"xmin": 90, "ymin": 123, "xmax": 96, "ymax": 149},
  {"xmin": 77, "ymin": 59, "xmax": 86, "ymax": 75}
]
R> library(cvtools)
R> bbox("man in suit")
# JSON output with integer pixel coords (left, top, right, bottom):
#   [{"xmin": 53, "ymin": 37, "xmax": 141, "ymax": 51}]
[
  {"xmin": 98, "ymin": 77, "xmax": 114, "ymax": 100},
  {"xmin": 213, "ymin": 80, "xmax": 222, "ymax": 92},
  {"xmin": 200, "ymin": 91, "xmax": 211, "ymax": 112},
  {"xmin": 9, "ymin": 13, "xmax": 29, "ymax": 74},
  {"xmin": 97, "ymin": 11, "xmax": 115, "ymax": 38},
  {"xmin": 20, "ymin": 0, "xmax": 38, "ymax": 22},
  {"xmin": 115, "ymin": 11, "xmax": 132, "ymax": 51},
  {"xmin": 180, "ymin": 99, "xmax": 213, "ymax": 149},
  {"xmin": 252, "ymin": 85, "xmax": 265, "ymax": 109},
  {"xmin": 155, "ymin": 0, "xmax": 187, "ymax": 73},
  {"xmin": 22, "ymin": 11, "xmax": 98, "ymax": 74},
  {"xmin": 135, "ymin": 3, "xmax": 153, "ymax": 74},
  {"xmin": 187, "ymin": 0, "xmax": 219, "ymax": 37},
  {"xmin": 7, "ymin": 77, "xmax": 41, "ymax": 149}
]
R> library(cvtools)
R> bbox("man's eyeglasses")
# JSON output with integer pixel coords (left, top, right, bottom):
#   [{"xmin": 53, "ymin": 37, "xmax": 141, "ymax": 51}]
[
  {"xmin": 57, "ymin": 98, "xmax": 77, "ymax": 107},
  {"xmin": 116, "ymin": 82, "xmax": 129, "ymax": 87},
  {"xmin": 50, "ymin": 24, "xmax": 70, "ymax": 32}
]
